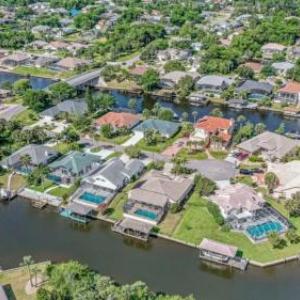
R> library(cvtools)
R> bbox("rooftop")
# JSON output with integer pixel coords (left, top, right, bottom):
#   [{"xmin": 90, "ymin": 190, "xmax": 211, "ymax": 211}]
[
  {"xmin": 199, "ymin": 238, "xmax": 238, "ymax": 258},
  {"xmin": 95, "ymin": 112, "xmax": 140, "ymax": 128},
  {"xmin": 278, "ymin": 81, "xmax": 300, "ymax": 94}
]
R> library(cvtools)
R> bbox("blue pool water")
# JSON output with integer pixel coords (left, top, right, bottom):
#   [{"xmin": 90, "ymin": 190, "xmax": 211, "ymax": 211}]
[
  {"xmin": 246, "ymin": 221, "xmax": 284, "ymax": 240},
  {"xmin": 79, "ymin": 192, "xmax": 106, "ymax": 205},
  {"xmin": 135, "ymin": 209, "xmax": 157, "ymax": 220}
]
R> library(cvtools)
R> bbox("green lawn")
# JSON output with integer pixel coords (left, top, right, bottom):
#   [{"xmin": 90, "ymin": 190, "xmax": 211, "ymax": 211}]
[
  {"xmin": 52, "ymin": 142, "xmax": 75, "ymax": 154},
  {"xmin": 106, "ymin": 151, "xmax": 122, "ymax": 160},
  {"xmin": 30, "ymin": 179, "xmax": 54, "ymax": 192},
  {"xmin": 0, "ymin": 173, "xmax": 26, "ymax": 190},
  {"xmin": 96, "ymin": 133, "xmax": 131, "ymax": 145},
  {"xmin": 107, "ymin": 181, "xmax": 139, "ymax": 220},
  {"xmin": 48, "ymin": 185, "xmax": 77, "ymax": 198},
  {"xmin": 13, "ymin": 109, "xmax": 39, "ymax": 126},
  {"xmin": 209, "ymin": 150, "xmax": 228, "ymax": 160},
  {"xmin": 176, "ymin": 148, "xmax": 208, "ymax": 160},
  {"xmin": 0, "ymin": 262, "xmax": 49, "ymax": 300},
  {"xmin": 172, "ymin": 192, "xmax": 300, "ymax": 263},
  {"xmin": 13, "ymin": 66, "xmax": 58, "ymax": 78},
  {"xmin": 159, "ymin": 211, "xmax": 184, "ymax": 236},
  {"xmin": 90, "ymin": 146, "xmax": 101, "ymax": 153},
  {"xmin": 136, "ymin": 130, "xmax": 182, "ymax": 153}
]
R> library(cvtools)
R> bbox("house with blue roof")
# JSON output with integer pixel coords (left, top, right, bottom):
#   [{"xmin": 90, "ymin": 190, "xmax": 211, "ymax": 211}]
[
  {"xmin": 133, "ymin": 119, "xmax": 180, "ymax": 138},
  {"xmin": 48, "ymin": 151, "xmax": 102, "ymax": 185}
]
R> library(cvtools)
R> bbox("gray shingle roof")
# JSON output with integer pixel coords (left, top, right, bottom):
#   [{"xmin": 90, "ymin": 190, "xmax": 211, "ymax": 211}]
[
  {"xmin": 49, "ymin": 151, "xmax": 101, "ymax": 175},
  {"xmin": 236, "ymin": 80, "xmax": 273, "ymax": 94},
  {"xmin": 196, "ymin": 75, "xmax": 234, "ymax": 87},
  {"xmin": 237, "ymin": 131, "xmax": 300, "ymax": 159},
  {"xmin": 1, "ymin": 144, "xmax": 59, "ymax": 167},
  {"xmin": 186, "ymin": 159, "xmax": 237, "ymax": 182},
  {"xmin": 134, "ymin": 119, "xmax": 180, "ymax": 137},
  {"xmin": 40, "ymin": 99, "xmax": 87, "ymax": 118}
]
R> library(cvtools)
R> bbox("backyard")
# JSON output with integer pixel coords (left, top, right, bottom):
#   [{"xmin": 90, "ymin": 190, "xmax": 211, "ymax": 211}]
[{"xmin": 169, "ymin": 192, "xmax": 300, "ymax": 263}]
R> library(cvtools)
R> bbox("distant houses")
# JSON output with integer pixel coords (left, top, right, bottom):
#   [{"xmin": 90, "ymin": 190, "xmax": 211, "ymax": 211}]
[{"xmin": 195, "ymin": 75, "xmax": 234, "ymax": 95}]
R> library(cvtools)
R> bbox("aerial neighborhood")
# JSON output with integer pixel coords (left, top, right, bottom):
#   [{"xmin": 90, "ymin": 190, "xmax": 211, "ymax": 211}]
[{"xmin": 3, "ymin": 1, "xmax": 300, "ymax": 298}]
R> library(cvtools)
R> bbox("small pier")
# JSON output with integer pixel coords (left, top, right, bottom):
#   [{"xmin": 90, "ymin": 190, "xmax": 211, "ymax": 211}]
[
  {"xmin": 112, "ymin": 218, "xmax": 153, "ymax": 242},
  {"xmin": 199, "ymin": 238, "xmax": 248, "ymax": 271},
  {"xmin": 31, "ymin": 199, "xmax": 47, "ymax": 209}
]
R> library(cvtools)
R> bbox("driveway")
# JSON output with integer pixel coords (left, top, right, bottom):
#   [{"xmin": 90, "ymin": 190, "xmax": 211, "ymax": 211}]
[
  {"xmin": 122, "ymin": 131, "xmax": 144, "ymax": 147},
  {"xmin": 162, "ymin": 138, "xmax": 188, "ymax": 157}
]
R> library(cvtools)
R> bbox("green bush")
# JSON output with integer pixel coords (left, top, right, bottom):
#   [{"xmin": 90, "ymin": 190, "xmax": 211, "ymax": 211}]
[
  {"xmin": 206, "ymin": 201, "xmax": 224, "ymax": 226},
  {"xmin": 170, "ymin": 203, "xmax": 182, "ymax": 214}
]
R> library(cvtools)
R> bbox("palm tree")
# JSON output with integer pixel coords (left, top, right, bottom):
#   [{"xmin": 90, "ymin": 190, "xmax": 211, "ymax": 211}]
[
  {"xmin": 192, "ymin": 111, "xmax": 198, "ymax": 123},
  {"xmin": 36, "ymin": 165, "xmax": 50, "ymax": 190},
  {"xmin": 20, "ymin": 255, "xmax": 35, "ymax": 287},
  {"xmin": 20, "ymin": 154, "xmax": 32, "ymax": 174},
  {"xmin": 265, "ymin": 172, "xmax": 279, "ymax": 193}
]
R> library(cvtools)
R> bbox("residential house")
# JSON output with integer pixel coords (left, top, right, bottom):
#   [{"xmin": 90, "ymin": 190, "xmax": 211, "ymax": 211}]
[
  {"xmin": 271, "ymin": 62, "xmax": 294, "ymax": 76},
  {"xmin": 40, "ymin": 100, "xmax": 87, "ymax": 121},
  {"xmin": 95, "ymin": 112, "xmax": 140, "ymax": 130},
  {"xmin": 1, "ymin": 144, "xmax": 59, "ymax": 172},
  {"xmin": 157, "ymin": 48, "xmax": 191, "ymax": 62},
  {"xmin": 236, "ymin": 80, "xmax": 273, "ymax": 100},
  {"xmin": 275, "ymin": 81, "xmax": 300, "ymax": 106},
  {"xmin": 1, "ymin": 52, "xmax": 30, "ymax": 67},
  {"xmin": 160, "ymin": 71, "xmax": 199, "ymax": 89},
  {"xmin": 261, "ymin": 43, "xmax": 286, "ymax": 60},
  {"xmin": 236, "ymin": 131, "xmax": 300, "ymax": 161},
  {"xmin": 195, "ymin": 75, "xmax": 234, "ymax": 95},
  {"xmin": 83, "ymin": 158, "xmax": 144, "ymax": 192},
  {"xmin": 124, "ymin": 170, "xmax": 193, "ymax": 224},
  {"xmin": 55, "ymin": 57, "xmax": 89, "ymax": 71},
  {"xmin": 210, "ymin": 183, "xmax": 265, "ymax": 223},
  {"xmin": 48, "ymin": 151, "xmax": 102, "ymax": 185},
  {"xmin": 34, "ymin": 56, "xmax": 59, "ymax": 68},
  {"xmin": 186, "ymin": 159, "xmax": 237, "ymax": 188},
  {"xmin": 133, "ymin": 119, "xmax": 180, "ymax": 138},
  {"xmin": 46, "ymin": 41, "xmax": 69, "ymax": 51},
  {"xmin": 268, "ymin": 161, "xmax": 300, "ymax": 199},
  {"xmin": 191, "ymin": 116, "xmax": 234, "ymax": 149}
]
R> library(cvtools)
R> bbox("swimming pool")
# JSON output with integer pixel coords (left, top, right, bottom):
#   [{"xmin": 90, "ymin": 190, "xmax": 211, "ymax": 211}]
[
  {"xmin": 135, "ymin": 209, "xmax": 158, "ymax": 220},
  {"xmin": 246, "ymin": 220, "xmax": 284, "ymax": 240},
  {"xmin": 79, "ymin": 192, "xmax": 106, "ymax": 205}
]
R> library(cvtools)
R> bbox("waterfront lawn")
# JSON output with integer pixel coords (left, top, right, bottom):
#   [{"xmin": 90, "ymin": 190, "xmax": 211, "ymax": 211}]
[
  {"xmin": 172, "ymin": 192, "xmax": 300, "ymax": 263},
  {"xmin": 0, "ymin": 173, "xmax": 26, "ymax": 190},
  {"xmin": 0, "ymin": 262, "xmax": 49, "ymax": 300},
  {"xmin": 159, "ymin": 211, "xmax": 184, "ymax": 236},
  {"xmin": 107, "ymin": 181, "xmax": 138, "ymax": 220},
  {"xmin": 30, "ymin": 179, "xmax": 54, "ymax": 193},
  {"xmin": 48, "ymin": 185, "xmax": 77, "ymax": 199},
  {"xmin": 13, "ymin": 66, "xmax": 58, "ymax": 78},
  {"xmin": 209, "ymin": 150, "xmax": 228, "ymax": 160},
  {"xmin": 176, "ymin": 148, "xmax": 208, "ymax": 160},
  {"xmin": 136, "ymin": 130, "xmax": 182, "ymax": 153}
]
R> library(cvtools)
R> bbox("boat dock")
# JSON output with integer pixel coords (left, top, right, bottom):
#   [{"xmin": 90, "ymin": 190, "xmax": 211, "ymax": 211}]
[
  {"xmin": 199, "ymin": 238, "xmax": 248, "ymax": 271},
  {"xmin": 18, "ymin": 188, "xmax": 61, "ymax": 207}
]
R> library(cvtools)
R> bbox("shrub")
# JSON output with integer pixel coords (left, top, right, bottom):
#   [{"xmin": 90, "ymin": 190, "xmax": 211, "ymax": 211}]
[
  {"xmin": 170, "ymin": 203, "xmax": 182, "ymax": 214},
  {"xmin": 268, "ymin": 232, "xmax": 286, "ymax": 249},
  {"xmin": 249, "ymin": 155, "xmax": 264, "ymax": 163},
  {"xmin": 286, "ymin": 229, "xmax": 300, "ymax": 244},
  {"xmin": 194, "ymin": 175, "xmax": 216, "ymax": 196},
  {"xmin": 206, "ymin": 201, "xmax": 224, "ymax": 226}
]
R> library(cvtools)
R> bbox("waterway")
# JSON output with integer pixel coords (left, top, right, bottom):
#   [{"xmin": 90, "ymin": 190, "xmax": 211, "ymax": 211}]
[
  {"xmin": 0, "ymin": 71, "xmax": 55, "ymax": 90},
  {"xmin": 113, "ymin": 91, "xmax": 300, "ymax": 133},
  {"xmin": 1, "ymin": 198, "xmax": 300, "ymax": 300}
]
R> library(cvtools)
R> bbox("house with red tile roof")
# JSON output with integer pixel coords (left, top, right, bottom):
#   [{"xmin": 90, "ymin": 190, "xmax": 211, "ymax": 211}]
[
  {"xmin": 191, "ymin": 116, "xmax": 234, "ymax": 149},
  {"xmin": 95, "ymin": 112, "xmax": 141, "ymax": 130},
  {"xmin": 276, "ymin": 81, "xmax": 300, "ymax": 106}
]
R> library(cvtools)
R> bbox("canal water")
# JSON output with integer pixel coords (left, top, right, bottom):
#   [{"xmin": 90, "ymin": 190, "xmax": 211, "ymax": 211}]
[
  {"xmin": 113, "ymin": 91, "xmax": 300, "ymax": 133},
  {"xmin": 1, "ymin": 198, "xmax": 300, "ymax": 300},
  {"xmin": 0, "ymin": 71, "xmax": 55, "ymax": 90}
]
